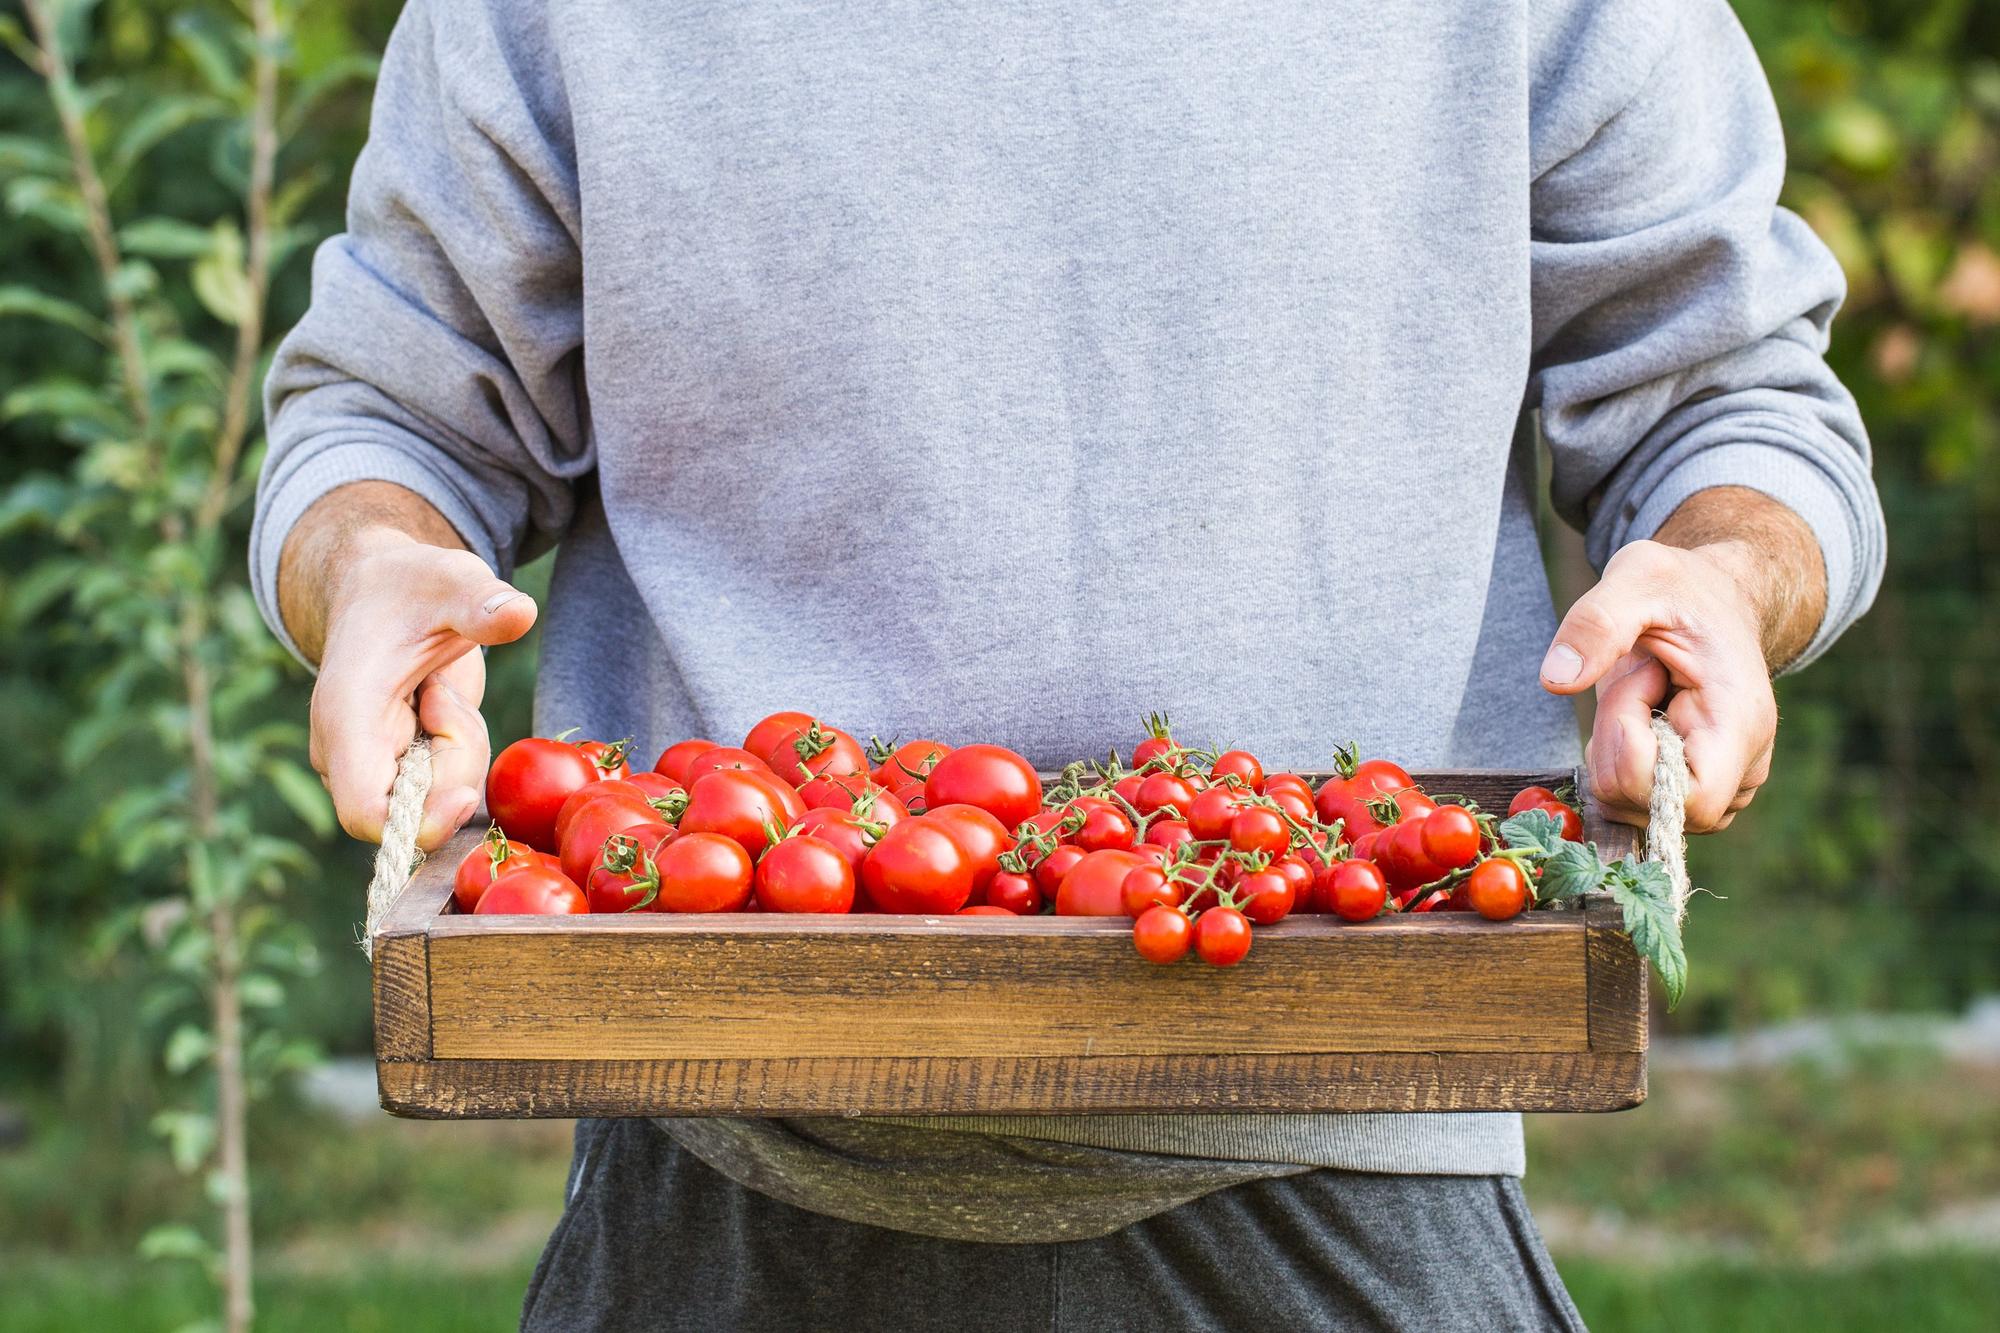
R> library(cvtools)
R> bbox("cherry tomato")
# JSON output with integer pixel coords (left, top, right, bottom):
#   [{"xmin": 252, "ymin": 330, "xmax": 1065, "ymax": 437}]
[
  {"xmin": 927, "ymin": 803, "xmax": 1011, "ymax": 898},
  {"xmin": 452, "ymin": 827, "xmax": 534, "ymax": 914},
  {"xmin": 1112, "ymin": 774, "xmax": 1144, "ymax": 808},
  {"xmin": 766, "ymin": 721, "xmax": 868, "ymax": 787},
  {"xmin": 486, "ymin": 737, "xmax": 602, "ymax": 851},
  {"xmin": 1381, "ymin": 819, "xmax": 1446, "ymax": 889},
  {"xmin": 1056, "ymin": 849, "xmax": 1151, "ymax": 916},
  {"xmin": 1134, "ymin": 771, "xmax": 1196, "ymax": 817},
  {"xmin": 987, "ymin": 871, "xmax": 1045, "ymax": 916},
  {"xmin": 1314, "ymin": 782, "xmax": 1384, "ymax": 843},
  {"xmin": 577, "ymin": 738, "xmax": 633, "ymax": 782},
  {"xmin": 475, "ymin": 864, "xmax": 587, "ymax": 915},
  {"xmin": 788, "ymin": 806, "xmax": 883, "ymax": 877},
  {"xmin": 1539, "ymin": 800, "xmax": 1584, "ymax": 842},
  {"xmin": 625, "ymin": 771, "xmax": 685, "ymax": 803},
  {"xmin": 743, "ymin": 711, "xmax": 814, "ymax": 765},
  {"xmin": 1132, "ymin": 904, "xmax": 1193, "ymax": 964},
  {"xmin": 861, "ymin": 816, "xmax": 978, "ymax": 914},
  {"xmin": 1144, "ymin": 819, "xmax": 1196, "ymax": 854},
  {"xmin": 559, "ymin": 793, "xmax": 667, "ymax": 887},
  {"xmin": 651, "ymin": 831, "xmax": 754, "ymax": 912},
  {"xmin": 1507, "ymin": 785, "xmax": 1559, "ymax": 817},
  {"xmin": 585, "ymin": 826, "xmax": 676, "ymax": 913},
  {"xmin": 1270, "ymin": 855, "xmax": 1315, "ymax": 906},
  {"xmin": 653, "ymin": 738, "xmax": 720, "ymax": 784},
  {"xmin": 1187, "ymin": 786, "xmax": 1244, "ymax": 841},
  {"xmin": 1193, "ymin": 907, "xmax": 1253, "ymax": 967},
  {"xmin": 1209, "ymin": 749, "xmax": 1264, "ymax": 791},
  {"xmin": 1421, "ymin": 805, "xmax": 1482, "ymax": 871},
  {"xmin": 1228, "ymin": 807, "xmax": 1290, "ymax": 858},
  {"xmin": 1390, "ymin": 789, "xmax": 1437, "ymax": 823},
  {"xmin": 1351, "ymin": 829, "xmax": 1383, "ymax": 862},
  {"xmin": 679, "ymin": 769, "xmax": 805, "ymax": 858},
  {"xmin": 1464, "ymin": 858, "xmax": 1531, "ymax": 920},
  {"xmin": 1120, "ymin": 864, "xmax": 1181, "ymax": 917},
  {"xmin": 553, "ymin": 779, "xmax": 646, "ymax": 851},
  {"xmin": 1034, "ymin": 845, "xmax": 1087, "ymax": 897},
  {"xmin": 872, "ymin": 739, "xmax": 951, "ymax": 786},
  {"xmin": 1324, "ymin": 859, "xmax": 1389, "ymax": 922},
  {"xmin": 1237, "ymin": 869, "xmax": 1296, "ymax": 925},
  {"xmin": 1131, "ymin": 717, "xmax": 1175, "ymax": 768},
  {"xmin": 1131, "ymin": 842, "xmax": 1171, "ymax": 867},
  {"xmin": 683, "ymin": 746, "xmax": 779, "ymax": 786},
  {"xmin": 755, "ymin": 835, "xmax": 856, "ymax": 913},
  {"xmin": 924, "ymin": 744, "xmax": 1043, "ymax": 830},
  {"xmin": 958, "ymin": 905, "xmax": 1017, "ymax": 916},
  {"xmin": 1262, "ymin": 773, "xmax": 1315, "ymax": 805},
  {"xmin": 1352, "ymin": 758, "xmax": 1415, "ymax": 795},
  {"xmin": 1266, "ymin": 784, "xmax": 1315, "ymax": 825},
  {"xmin": 799, "ymin": 773, "xmax": 907, "ymax": 827},
  {"xmin": 1072, "ymin": 802, "xmax": 1137, "ymax": 852}
]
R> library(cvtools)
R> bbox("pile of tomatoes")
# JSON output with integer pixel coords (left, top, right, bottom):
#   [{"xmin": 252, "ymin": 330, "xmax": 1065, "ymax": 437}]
[{"xmin": 459, "ymin": 712, "xmax": 1583, "ymax": 969}]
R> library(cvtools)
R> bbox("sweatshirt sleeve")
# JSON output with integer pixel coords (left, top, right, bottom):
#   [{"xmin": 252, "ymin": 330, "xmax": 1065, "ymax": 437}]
[
  {"xmin": 249, "ymin": 0, "xmax": 586, "ymax": 661},
  {"xmin": 1527, "ymin": 0, "xmax": 1886, "ymax": 670}
]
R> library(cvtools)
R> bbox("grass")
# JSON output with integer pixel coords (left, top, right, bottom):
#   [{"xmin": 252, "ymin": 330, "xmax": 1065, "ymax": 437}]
[{"xmin": 1557, "ymin": 1251, "xmax": 2000, "ymax": 1333}]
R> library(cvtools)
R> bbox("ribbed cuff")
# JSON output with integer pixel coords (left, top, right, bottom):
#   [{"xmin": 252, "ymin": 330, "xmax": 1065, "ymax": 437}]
[{"xmin": 248, "ymin": 435, "xmax": 503, "ymax": 669}]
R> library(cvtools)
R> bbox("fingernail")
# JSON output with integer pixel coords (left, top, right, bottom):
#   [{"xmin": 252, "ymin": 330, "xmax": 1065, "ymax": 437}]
[
  {"xmin": 482, "ymin": 590, "xmax": 524, "ymax": 615},
  {"xmin": 1541, "ymin": 643, "xmax": 1583, "ymax": 685}
]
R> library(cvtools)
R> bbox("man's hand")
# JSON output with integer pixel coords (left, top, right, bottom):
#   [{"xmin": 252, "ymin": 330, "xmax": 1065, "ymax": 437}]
[
  {"xmin": 279, "ymin": 483, "xmax": 537, "ymax": 850},
  {"xmin": 1539, "ymin": 487, "xmax": 1825, "ymax": 832}
]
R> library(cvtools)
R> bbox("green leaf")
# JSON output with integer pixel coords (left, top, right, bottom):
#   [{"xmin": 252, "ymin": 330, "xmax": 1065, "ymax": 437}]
[
  {"xmin": 1498, "ymin": 808, "xmax": 1564, "ymax": 858},
  {"xmin": 1536, "ymin": 840, "xmax": 1605, "ymax": 903},
  {"xmin": 118, "ymin": 215, "xmax": 216, "ymax": 258},
  {"xmin": 261, "ymin": 758, "xmax": 333, "ymax": 837},
  {"xmin": 169, "ymin": 13, "xmax": 245, "ymax": 102},
  {"xmin": 0, "ymin": 284, "xmax": 107, "ymax": 340},
  {"xmin": 237, "ymin": 973, "xmax": 284, "ymax": 1008},
  {"xmin": 4, "ymin": 378, "xmax": 129, "ymax": 432},
  {"xmin": 105, "ymin": 93, "xmax": 228, "ymax": 187},
  {"xmin": 138, "ymin": 1223, "xmax": 213, "ymax": 1265},
  {"xmin": 163, "ymin": 1023, "xmax": 213, "ymax": 1074},
  {"xmin": 1608, "ymin": 860, "xmax": 1687, "ymax": 1010},
  {"xmin": 0, "ymin": 134, "xmax": 70, "ymax": 180},
  {"xmin": 5, "ymin": 176, "xmax": 89, "ymax": 235},
  {"xmin": 191, "ymin": 221, "xmax": 252, "ymax": 326},
  {"xmin": 150, "ymin": 1108, "xmax": 215, "ymax": 1173}
]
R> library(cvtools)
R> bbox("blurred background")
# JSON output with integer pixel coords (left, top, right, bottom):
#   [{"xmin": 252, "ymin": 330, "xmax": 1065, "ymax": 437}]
[{"xmin": 0, "ymin": 1, "xmax": 1995, "ymax": 1329}]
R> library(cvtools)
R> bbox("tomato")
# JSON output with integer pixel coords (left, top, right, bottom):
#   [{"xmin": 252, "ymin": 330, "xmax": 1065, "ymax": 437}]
[
  {"xmin": 1056, "ymin": 849, "xmax": 1151, "ymax": 916},
  {"xmin": 766, "ymin": 721, "xmax": 868, "ymax": 787},
  {"xmin": 1381, "ymin": 819, "xmax": 1446, "ymax": 889},
  {"xmin": 1112, "ymin": 774, "xmax": 1144, "ymax": 808},
  {"xmin": 1270, "ymin": 855, "xmax": 1315, "ymax": 905},
  {"xmin": 486, "ymin": 737, "xmax": 602, "ymax": 851},
  {"xmin": 1132, "ymin": 842, "xmax": 1171, "ymax": 867},
  {"xmin": 577, "ymin": 738, "xmax": 633, "ymax": 782},
  {"xmin": 585, "ymin": 826, "xmax": 676, "ymax": 913},
  {"xmin": 683, "ymin": 746, "xmax": 778, "ymax": 786},
  {"xmin": 1314, "ymin": 783, "xmax": 1383, "ymax": 843},
  {"xmin": 1134, "ymin": 771, "xmax": 1196, "ymax": 817},
  {"xmin": 1539, "ymin": 800, "xmax": 1584, "ymax": 842},
  {"xmin": 624, "ymin": 771, "xmax": 685, "ymax": 804},
  {"xmin": 1144, "ymin": 819, "xmax": 1196, "ymax": 854},
  {"xmin": 1034, "ymin": 845, "xmax": 1087, "ymax": 897},
  {"xmin": 553, "ymin": 779, "xmax": 646, "ymax": 850},
  {"xmin": 1351, "ymin": 829, "xmax": 1383, "ymax": 862},
  {"xmin": 987, "ymin": 871, "xmax": 1044, "ymax": 916},
  {"xmin": 679, "ymin": 769, "xmax": 806, "ymax": 858},
  {"xmin": 1228, "ymin": 807, "xmax": 1290, "ymax": 858},
  {"xmin": 788, "ymin": 807, "xmax": 882, "ymax": 876},
  {"xmin": 861, "ymin": 816, "xmax": 977, "ymax": 914},
  {"xmin": 1352, "ymin": 758, "xmax": 1415, "ymax": 795},
  {"xmin": 799, "ymin": 773, "xmax": 907, "ymax": 827},
  {"xmin": 1193, "ymin": 907, "xmax": 1252, "ymax": 966},
  {"xmin": 1464, "ymin": 858, "xmax": 1531, "ymax": 920},
  {"xmin": 1120, "ymin": 864, "xmax": 1181, "ymax": 917},
  {"xmin": 1266, "ymin": 784, "xmax": 1315, "ymax": 825},
  {"xmin": 653, "ymin": 738, "xmax": 720, "ymax": 784},
  {"xmin": 559, "ymin": 794, "xmax": 667, "ymax": 886},
  {"xmin": 958, "ymin": 905, "xmax": 1017, "ymax": 916},
  {"xmin": 1209, "ymin": 749, "xmax": 1264, "ymax": 792},
  {"xmin": 651, "ymin": 831, "xmax": 755, "ymax": 912},
  {"xmin": 1421, "ymin": 805, "xmax": 1482, "ymax": 871},
  {"xmin": 872, "ymin": 738, "xmax": 951, "ymax": 786},
  {"xmin": 924, "ymin": 744, "xmax": 1043, "ymax": 830},
  {"xmin": 452, "ymin": 827, "xmax": 534, "ymax": 914},
  {"xmin": 743, "ymin": 710, "xmax": 814, "ymax": 764},
  {"xmin": 1130, "ymin": 715, "xmax": 1175, "ymax": 768},
  {"xmin": 1508, "ymin": 786, "xmax": 1559, "ymax": 817},
  {"xmin": 1073, "ymin": 803, "xmax": 1137, "ymax": 852},
  {"xmin": 927, "ymin": 803, "xmax": 1011, "ymax": 898},
  {"xmin": 475, "ymin": 864, "xmax": 587, "ymax": 915},
  {"xmin": 1238, "ymin": 869, "xmax": 1296, "ymax": 925},
  {"xmin": 1132, "ymin": 904, "xmax": 1194, "ymax": 964},
  {"xmin": 1186, "ymin": 787, "xmax": 1245, "ymax": 841},
  {"xmin": 755, "ymin": 835, "xmax": 856, "ymax": 913},
  {"xmin": 1262, "ymin": 773, "xmax": 1315, "ymax": 805},
  {"xmin": 1324, "ymin": 859, "xmax": 1389, "ymax": 922}
]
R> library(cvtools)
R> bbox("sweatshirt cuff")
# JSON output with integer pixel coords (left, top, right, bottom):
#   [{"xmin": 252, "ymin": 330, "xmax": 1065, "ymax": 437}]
[
  {"xmin": 248, "ymin": 434, "xmax": 504, "ymax": 670},
  {"xmin": 1621, "ymin": 436, "xmax": 1871, "ymax": 672}
]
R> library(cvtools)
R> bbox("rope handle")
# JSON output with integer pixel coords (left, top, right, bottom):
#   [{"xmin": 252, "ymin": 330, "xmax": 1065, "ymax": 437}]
[{"xmin": 360, "ymin": 717, "xmax": 1696, "ymax": 953}]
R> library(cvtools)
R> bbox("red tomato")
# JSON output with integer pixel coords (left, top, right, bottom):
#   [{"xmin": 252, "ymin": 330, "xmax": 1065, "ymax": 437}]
[
  {"xmin": 1508, "ymin": 785, "xmax": 1559, "ymax": 817},
  {"xmin": 653, "ymin": 738, "xmax": 719, "ymax": 784},
  {"xmin": 1073, "ymin": 803, "xmax": 1137, "ymax": 852},
  {"xmin": 624, "ymin": 771, "xmax": 685, "ymax": 804},
  {"xmin": 1132, "ymin": 842, "xmax": 1171, "ymax": 868},
  {"xmin": 1352, "ymin": 758, "xmax": 1416, "ymax": 795},
  {"xmin": 755, "ymin": 835, "xmax": 856, "ymax": 913},
  {"xmin": 872, "ymin": 738, "xmax": 952, "ymax": 786},
  {"xmin": 1144, "ymin": 819, "xmax": 1196, "ymax": 854},
  {"xmin": 861, "ymin": 816, "xmax": 977, "ymax": 914},
  {"xmin": 1132, "ymin": 904, "xmax": 1193, "ymax": 964},
  {"xmin": 927, "ymin": 803, "xmax": 1011, "ymax": 897},
  {"xmin": 1262, "ymin": 773, "xmax": 1315, "ymax": 805},
  {"xmin": 1381, "ymin": 819, "xmax": 1446, "ymax": 889},
  {"xmin": 1034, "ymin": 845, "xmax": 1087, "ymax": 897},
  {"xmin": 452, "ymin": 828, "xmax": 534, "ymax": 913},
  {"xmin": 679, "ymin": 769, "xmax": 805, "ymax": 858},
  {"xmin": 1539, "ymin": 800, "xmax": 1584, "ymax": 842},
  {"xmin": 1351, "ymin": 829, "xmax": 1383, "ymax": 861},
  {"xmin": 585, "ymin": 826, "xmax": 677, "ymax": 913},
  {"xmin": 651, "ymin": 831, "xmax": 754, "ymax": 912},
  {"xmin": 766, "ymin": 721, "xmax": 868, "ymax": 787},
  {"xmin": 1421, "ymin": 805, "xmax": 1482, "ymax": 871},
  {"xmin": 924, "ymin": 744, "xmax": 1043, "ymax": 830},
  {"xmin": 1134, "ymin": 771, "xmax": 1196, "ymax": 817},
  {"xmin": 1187, "ymin": 786, "xmax": 1245, "ymax": 841},
  {"xmin": 788, "ymin": 807, "xmax": 882, "ymax": 876},
  {"xmin": 1209, "ymin": 749, "xmax": 1264, "ymax": 791},
  {"xmin": 1266, "ymin": 784, "xmax": 1315, "ymax": 825},
  {"xmin": 1193, "ymin": 907, "xmax": 1253, "ymax": 966},
  {"xmin": 577, "ymin": 738, "xmax": 633, "ymax": 782},
  {"xmin": 553, "ymin": 779, "xmax": 646, "ymax": 851},
  {"xmin": 1237, "ymin": 869, "xmax": 1295, "ymax": 925},
  {"xmin": 1270, "ymin": 855, "xmax": 1314, "ymax": 904},
  {"xmin": 474, "ymin": 864, "xmax": 587, "ymax": 915},
  {"xmin": 1120, "ymin": 864, "xmax": 1181, "ymax": 917},
  {"xmin": 486, "ymin": 737, "xmax": 602, "ymax": 851},
  {"xmin": 683, "ymin": 746, "xmax": 778, "ymax": 786},
  {"xmin": 1391, "ymin": 789, "xmax": 1438, "ymax": 823},
  {"xmin": 799, "ymin": 773, "xmax": 907, "ymax": 827},
  {"xmin": 958, "ymin": 905, "xmax": 1017, "ymax": 916},
  {"xmin": 559, "ymin": 794, "xmax": 667, "ymax": 887},
  {"xmin": 1112, "ymin": 774, "xmax": 1144, "ymax": 808},
  {"xmin": 1465, "ymin": 858, "xmax": 1531, "ymax": 920},
  {"xmin": 1056, "ymin": 849, "xmax": 1151, "ymax": 916},
  {"xmin": 1314, "ymin": 782, "xmax": 1383, "ymax": 843},
  {"xmin": 1324, "ymin": 859, "xmax": 1389, "ymax": 922},
  {"xmin": 1228, "ymin": 807, "xmax": 1290, "ymax": 858},
  {"xmin": 1131, "ymin": 716, "xmax": 1175, "ymax": 768},
  {"xmin": 987, "ymin": 871, "xmax": 1045, "ymax": 916},
  {"xmin": 743, "ymin": 711, "xmax": 814, "ymax": 764}
]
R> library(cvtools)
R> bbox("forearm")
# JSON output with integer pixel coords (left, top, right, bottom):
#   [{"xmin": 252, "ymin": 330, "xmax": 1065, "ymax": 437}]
[
  {"xmin": 277, "ymin": 480, "xmax": 467, "ymax": 664},
  {"xmin": 1648, "ymin": 485, "xmax": 1826, "ymax": 673}
]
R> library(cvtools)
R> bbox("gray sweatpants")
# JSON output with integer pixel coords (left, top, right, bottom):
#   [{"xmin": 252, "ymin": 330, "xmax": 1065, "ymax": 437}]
[{"xmin": 522, "ymin": 1120, "xmax": 1586, "ymax": 1332}]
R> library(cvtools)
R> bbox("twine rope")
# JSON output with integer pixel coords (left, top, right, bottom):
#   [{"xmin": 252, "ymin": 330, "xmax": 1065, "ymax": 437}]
[
  {"xmin": 362, "ymin": 734, "xmax": 433, "ymax": 958},
  {"xmin": 1645, "ymin": 713, "xmax": 1692, "ymax": 924}
]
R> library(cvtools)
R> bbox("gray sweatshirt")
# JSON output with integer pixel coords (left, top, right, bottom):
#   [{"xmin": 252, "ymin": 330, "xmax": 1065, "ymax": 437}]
[{"xmin": 254, "ymin": 0, "xmax": 1884, "ymax": 1241}]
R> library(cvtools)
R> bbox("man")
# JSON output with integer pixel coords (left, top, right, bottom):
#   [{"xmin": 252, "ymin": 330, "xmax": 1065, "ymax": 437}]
[{"xmin": 255, "ymin": 1, "xmax": 1884, "ymax": 1327}]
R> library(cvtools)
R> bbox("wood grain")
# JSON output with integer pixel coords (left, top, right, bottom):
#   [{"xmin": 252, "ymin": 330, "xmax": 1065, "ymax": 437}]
[
  {"xmin": 377, "ymin": 1051, "xmax": 1647, "ymax": 1118},
  {"xmin": 369, "ymin": 827, "xmax": 459, "ymax": 1062}
]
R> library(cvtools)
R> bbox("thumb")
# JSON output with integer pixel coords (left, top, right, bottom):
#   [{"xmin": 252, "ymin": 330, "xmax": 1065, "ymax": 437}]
[
  {"xmin": 437, "ymin": 562, "xmax": 539, "ymax": 648},
  {"xmin": 1542, "ymin": 553, "xmax": 1668, "ymax": 696}
]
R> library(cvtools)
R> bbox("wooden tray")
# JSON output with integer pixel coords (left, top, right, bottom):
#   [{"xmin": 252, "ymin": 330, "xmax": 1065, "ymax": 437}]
[{"xmin": 372, "ymin": 769, "xmax": 1647, "ymax": 1118}]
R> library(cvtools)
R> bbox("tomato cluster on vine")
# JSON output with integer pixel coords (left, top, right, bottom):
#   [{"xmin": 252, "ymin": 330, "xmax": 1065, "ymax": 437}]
[{"xmin": 461, "ymin": 712, "xmax": 1585, "ymax": 973}]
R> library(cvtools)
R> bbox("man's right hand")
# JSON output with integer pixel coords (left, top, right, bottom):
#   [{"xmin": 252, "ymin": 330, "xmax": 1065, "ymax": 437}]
[{"xmin": 280, "ymin": 485, "xmax": 538, "ymax": 851}]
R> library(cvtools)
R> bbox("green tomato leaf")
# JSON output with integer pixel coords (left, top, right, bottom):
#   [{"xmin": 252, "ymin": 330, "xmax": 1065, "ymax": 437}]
[
  {"xmin": 1608, "ymin": 860, "xmax": 1687, "ymax": 1010},
  {"xmin": 1498, "ymin": 807, "xmax": 1564, "ymax": 858},
  {"xmin": 1536, "ymin": 840, "xmax": 1605, "ymax": 903}
]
